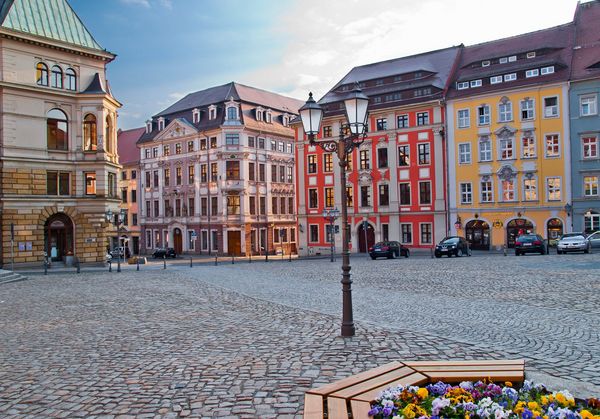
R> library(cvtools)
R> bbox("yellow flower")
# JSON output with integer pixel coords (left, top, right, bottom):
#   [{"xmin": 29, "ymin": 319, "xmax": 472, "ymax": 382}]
[
  {"xmin": 417, "ymin": 388, "xmax": 429, "ymax": 399},
  {"xmin": 505, "ymin": 381, "xmax": 513, "ymax": 387},
  {"xmin": 533, "ymin": 410, "xmax": 541, "ymax": 418},
  {"xmin": 581, "ymin": 410, "xmax": 593, "ymax": 419},
  {"xmin": 402, "ymin": 403, "xmax": 426, "ymax": 419},
  {"xmin": 528, "ymin": 401, "xmax": 540, "ymax": 411},
  {"xmin": 556, "ymin": 393, "xmax": 566, "ymax": 405},
  {"xmin": 514, "ymin": 401, "xmax": 525, "ymax": 414},
  {"xmin": 540, "ymin": 396, "xmax": 548, "ymax": 405}
]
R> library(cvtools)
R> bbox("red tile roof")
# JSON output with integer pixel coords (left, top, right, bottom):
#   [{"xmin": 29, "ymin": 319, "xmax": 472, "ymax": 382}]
[
  {"xmin": 571, "ymin": 0, "xmax": 600, "ymax": 81},
  {"xmin": 118, "ymin": 127, "xmax": 145, "ymax": 165}
]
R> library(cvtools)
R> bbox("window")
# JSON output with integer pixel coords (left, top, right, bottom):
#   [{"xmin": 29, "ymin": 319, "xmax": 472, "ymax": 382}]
[
  {"xmin": 460, "ymin": 183, "xmax": 472, "ymax": 204},
  {"xmin": 107, "ymin": 173, "xmax": 117, "ymax": 197},
  {"xmin": 248, "ymin": 162, "xmax": 255, "ymax": 181},
  {"xmin": 131, "ymin": 170, "xmax": 137, "ymax": 179},
  {"xmin": 50, "ymin": 65, "xmax": 62, "ymax": 89},
  {"xmin": 584, "ymin": 176, "xmax": 599, "ymax": 196},
  {"xmin": 175, "ymin": 198, "xmax": 181, "ymax": 217},
  {"xmin": 211, "ymin": 230, "xmax": 218, "ymax": 250},
  {"xmin": 247, "ymin": 136, "xmax": 255, "ymax": 147},
  {"xmin": 288, "ymin": 197, "xmax": 294, "ymax": 214},
  {"xmin": 416, "ymin": 112, "xmax": 429, "ymax": 126},
  {"xmin": 522, "ymin": 136, "xmax": 536, "ymax": 158},
  {"xmin": 499, "ymin": 57, "xmax": 508, "ymax": 64},
  {"xmin": 163, "ymin": 168, "xmax": 171, "ymax": 186},
  {"xmin": 479, "ymin": 139, "xmax": 492, "ymax": 162},
  {"xmin": 397, "ymin": 114, "xmax": 409, "ymax": 128},
  {"xmin": 458, "ymin": 143, "xmax": 471, "ymax": 164},
  {"xmin": 188, "ymin": 165, "xmax": 195, "ymax": 184},
  {"xmin": 401, "ymin": 224, "xmax": 412, "ymax": 244},
  {"xmin": 377, "ymin": 148, "xmax": 388, "ymax": 168},
  {"xmin": 209, "ymin": 107, "xmax": 216, "ymax": 120},
  {"xmin": 145, "ymin": 149, "xmax": 151, "ymax": 159},
  {"xmin": 210, "ymin": 137, "xmax": 217, "ymax": 148},
  {"xmin": 308, "ymin": 189, "xmax": 318, "ymax": 208},
  {"xmin": 420, "ymin": 223, "xmax": 432, "ymax": 244},
  {"xmin": 163, "ymin": 145, "xmax": 170, "ymax": 156},
  {"xmin": 582, "ymin": 136, "xmax": 598, "ymax": 159},
  {"xmin": 175, "ymin": 143, "xmax": 182, "ymax": 154},
  {"xmin": 359, "ymin": 150, "xmax": 370, "ymax": 170},
  {"xmin": 501, "ymin": 179, "xmax": 515, "ymax": 201},
  {"xmin": 325, "ymin": 187, "xmax": 334, "ymax": 207},
  {"xmin": 85, "ymin": 172, "xmax": 96, "ymax": 195},
  {"xmin": 270, "ymin": 140, "xmax": 276, "ymax": 151},
  {"xmin": 227, "ymin": 195, "xmax": 240, "ymax": 215},
  {"xmin": 545, "ymin": 134, "xmax": 560, "ymax": 157},
  {"xmin": 345, "ymin": 152, "xmax": 353, "ymax": 171},
  {"xmin": 498, "ymin": 101, "xmax": 512, "ymax": 122},
  {"xmin": 490, "ymin": 75, "xmax": 503, "ymax": 84},
  {"xmin": 379, "ymin": 184, "xmax": 389, "ymax": 206},
  {"xmin": 211, "ymin": 163, "xmax": 218, "ymax": 181},
  {"xmin": 83, "ymin": 114, "xmax": 97, "ymax": 151},
  {"xmin": 457, "ymin": 109, "xmax": 470, "ymax": 128},
  {"xmin": 153, "ymin": 170, "xmax": 159, "ymax": 187},
  {"xmin": 307, "ymin": 155, "xmax": 317, "ymax": 173},
  {"xmin": 131, "ymin": 189, "xmax": 137, "ymax": 203},
  {"xmin": 286, "ymin": 143, "xmax": 293, "ymax": 154},
  {"xmin": 146, "ymin": 230, "xmax": 152, "ymax": 248},
  {"xmin": 227, "ymin": 106, "xmax": 237, "ymax": 120},
  {"xmin": 132, "ymin": 213, "xmax": 138, "ymax": 226},
  {"xmin": 271, "ymin": 164, "xmax": 277, "ymax": 182},
  {"xmin": 201, "ymin": 197, "xmax": 208, "ymax": 216},
  {"xmin": 541, "ymin": 66, "xmax": 554, "ymax": 75},
  {"xmin": 200, "ymin": 164, "xmax": 207, "ymax": 182},
  {"xmin": 279, "ymin": 165, "xmax": 285, "ymax": 183},
  {"xmin": 226, "ymin": 161, "xmax": 240, "ymax": 180},
  {"xmin": 504, "ymin": 73, "xmax": 517, "ymax": 82},
  {"xmin": 544, "ymin": 97, "xmax": 559, "ymax": 117},
  {"xmin": 175, "ymin": 167, "xmax": 182, "ymax": 185},
  {"xmin": 271, "ymin": 197, "xmax": 278, "ymax": 214},
  {"xmin": 524, "ymin": 178, "xmax": 537, "ymax": 201},
  {"xmin": 258, "ymin": 164, "xmax": 265, "ymax": 182},
  {"xmin": 37, "ymin": 62, "xmax": 53, "ymax": 88},
  {"xmin": 481, "ymin": 180, "xmax": 493, "ymax": 202},
  {"xmin": 393, "ymin": 146, "xmax": 410, "ymax": 169},
  {"xmin": 258, "ymin": 138, "xmax": 265, "ymax": 149},
  {"xmin": 360, "ymin": 186, "xmax": 371, "ymax": 207},
  {"xmin": 121, "ymin": 171, "xmax": 128, "ymax": 181},
  {"xmin": 309, "ymin": 225, "xmax": 319, "ymax": 243},
  {"xmin": 521, "ymin": 99, "xmax": 534, "ymax": 120},
  {"xmin": 346, "ymin": 186, "xmax": 353, "ymax": 207},
  {"xmin": 580, "ymin": 95, "xmax": 597, "ymax": 116},
  {"xmin": 154, "ymin": 200, "xmax": 159, "ymax": 217},
  {"xmin": 526, "ymin": 69, "xmax": 539, "ymax": 78},
  {"xmin": 121, "ymin": 188, "xmax": 128, "ymax": 203},
  {"xmin": 508, "ymin": 55, "xmax": 517, "ymax": 62},
  {"xmin": 500, "ymin": 138, "xmax": 514, "ymax": 160},
  {"xmin": 105, "ymin": 116, "xmax": 114, "ymax": 154},
  {"xmin": 457, "ymin": 81, "xmax": 469, "ymax": 90},
  {"xmin": 478, "ymin": 105, "xmax": 490, "ymax": 125},
  {"xmin": 225, "ymin": 133, "xmax": 239, "ymax": 145},
  {"xmin": 47, "ymin": 109, "xmax": 68, "ymax": 150},
  {"xmin": 200, "ymin": 138, "xmax": 207, "ymax": 150},
  {"xmin": 46, "ymin": 171, "xmax": 70, "ymax": 195},
  {"xmin": 399, "ymin": 183, "xmax": 411, "ymax": 205},
  {"xmin": 259, "ymin": 196, "xmax": 266, "ymax": 215},
  {"xmin": 547, "ymin": 177, "xmax": 561, "ymax": 201},
  {"xmin": 322, "ymin": 125, "xmax": 332, "ymax": 137},
  {"xmin": 527, "ymin": 52, "xmax": 536, "ymax": 59},
  {"xmin": 376, "ymin": 118, "xmax": 387, "ymax": 131},
  {"xmin": 248, "ymin": 196, "xmax": 256, "ymax": 215},
  {"xmin": 482, "ymin": 60, "xmax": 490, "ymax": 67},
  {"xmin": 419, "ymin": 181, "xmax": 431, "ymax": 205},
  {"xmin": 278, "ymin": 141, "xmax": 285, "ymax": 153},
  {"xmin": 323, "ymin": 154, "xmax": 333, "ymax": 172},
  {"xmin": 418, "ymin": 143, "xmax": 430, "ymax": 165},
  {"xmin": 287, "ymin": 166, "xmax": 293, "ymax": 183},
  {"xmin": 144, "ymin": 171, "xmax": 150, "ymax": 188},
  {"xmin": 470, "ymin": 79, "xmax": 482, "ymax": 88}
]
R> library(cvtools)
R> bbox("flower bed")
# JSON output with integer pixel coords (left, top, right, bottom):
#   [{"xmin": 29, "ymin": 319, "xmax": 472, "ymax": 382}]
[{"xmin": 368, "ymin": 380, "xmax": 600, "ymax": 419}]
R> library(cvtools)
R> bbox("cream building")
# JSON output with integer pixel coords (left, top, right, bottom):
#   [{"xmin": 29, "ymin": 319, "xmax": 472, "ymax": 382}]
[{"xmin": 0, "ymin": 0, "xmax": 121, "ymax": 267}]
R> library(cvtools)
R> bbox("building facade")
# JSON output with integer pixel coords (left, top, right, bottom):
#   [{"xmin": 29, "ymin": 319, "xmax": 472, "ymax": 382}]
[
  {"xmin": 117, "ymin": 128, "xmax": 145, "ymax": 255},
  {"xmin": 294, "ymin": 47, "xmax": 460, "ymax": 256},
  {"xmin": 569, "ymin": 0, "xmax": 600, "ymax": 233},
  {"xmin": 446, "ymin": 24, "xmax": 574, "ymax": 249},
  {"xmin": 0, "ymin": 0, "xmax": 121, "ymax": 267},
  {"xmin": 138, "ymin": 82, "xmax": 303, "ymax": 256}
]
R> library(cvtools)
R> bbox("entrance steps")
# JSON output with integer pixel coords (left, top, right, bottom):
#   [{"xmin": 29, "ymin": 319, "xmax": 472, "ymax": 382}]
[{"xmin": 0, "ymin": 269, "xmax": 27, "ymax": 285}]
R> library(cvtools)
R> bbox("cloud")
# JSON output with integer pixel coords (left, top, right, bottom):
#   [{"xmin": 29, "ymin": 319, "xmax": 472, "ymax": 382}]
[
  {"xmin": 119, "ymin": 0, "xmax": 150, "ymax": 7},
  {"xmin": 119, "ymin": 0, "xmax": 172, "ymax": 8}
]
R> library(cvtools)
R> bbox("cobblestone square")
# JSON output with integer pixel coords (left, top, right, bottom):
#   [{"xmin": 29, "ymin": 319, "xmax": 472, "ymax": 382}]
[{"xmin": 1, "ymin": 252, "xmax": 599, "ymax": 417}]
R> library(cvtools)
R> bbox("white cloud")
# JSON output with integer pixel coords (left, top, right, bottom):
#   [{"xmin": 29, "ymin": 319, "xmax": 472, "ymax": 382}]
[
  {"xmin": 119, "ymin": 0, "xmax": 150, "ymax": 7},
  {"xmin": 119, "ymin": 0, "xmax": 172, "ymax": 8}
]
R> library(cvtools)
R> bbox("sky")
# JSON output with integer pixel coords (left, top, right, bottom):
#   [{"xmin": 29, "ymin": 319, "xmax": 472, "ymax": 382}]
[{"xmin": 71, "ymin": 0, "xmax": 583, "ymax": 130}]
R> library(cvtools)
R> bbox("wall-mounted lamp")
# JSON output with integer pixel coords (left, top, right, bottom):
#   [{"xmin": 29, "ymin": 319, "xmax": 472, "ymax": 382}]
[
  {"xmin": 298, "ymin": 224, "xmax": 304, "ymax": 233},
  {"xmin": 454, "ymin": 216, "xmax": 462, "ymax": 230},
  {"xmin": 474, "ymin": 213, "xmax": 479, "ymax": 219},
  {"xmin": 517, "ymin": 212, "xmax": 522, "ymax": 218},
  {"xmin": 564, "ymin": 203, "xmax": 572, "ymax": 217}
]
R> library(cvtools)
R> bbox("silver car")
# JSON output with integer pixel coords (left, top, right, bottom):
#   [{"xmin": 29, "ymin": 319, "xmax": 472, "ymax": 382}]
[
  {"xmin": 557, "ymin": 234, "xmax": 591, "ymax": 254},
  {"xmin": 587, "ymin": 231, "xmax": 600, "ymax": 248}
]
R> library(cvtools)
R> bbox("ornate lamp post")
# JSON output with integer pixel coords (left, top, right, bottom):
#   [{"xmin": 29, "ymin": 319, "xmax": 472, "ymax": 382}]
[
  {"xmin": 105, "ymin": 208, "xmax": 127, "ymax": 273},
  {"xmin": 322, "ymin": 207, "xmax": 340, "ymax": 262},
  {"xmin": 299, "ymin": 86, "xmax": 369, "ymax": 337}
]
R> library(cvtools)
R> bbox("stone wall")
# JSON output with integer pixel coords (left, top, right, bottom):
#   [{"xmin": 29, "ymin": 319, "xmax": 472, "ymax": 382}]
[{"xmin": 1, "ymin": 168, "xmax": 46, "ymax": 195}]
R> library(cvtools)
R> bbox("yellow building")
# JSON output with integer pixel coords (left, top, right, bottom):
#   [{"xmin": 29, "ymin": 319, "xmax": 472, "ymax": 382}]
[{"xmin": 446, "ymin": 24, "xmax": 573, "ymax": 250}]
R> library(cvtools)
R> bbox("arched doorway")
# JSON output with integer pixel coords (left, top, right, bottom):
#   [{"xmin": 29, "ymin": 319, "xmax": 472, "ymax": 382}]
[
  {"xmin": 506, "ymin": 218, "xmax": 534, "ymax": 248},
  {"xmin": 357, "ymin": 222, "xmax": 375, "ymax": 253},
  {"xmin": 173, "ymin": 228, "xmax": 183, "ymax": 254},
  {"xmin": 465, "ymin": 220, "xmax": 490, "ymax": 250},
  {"xmin": 44, "ymin": 213, "xmax": 74, "ymax": 262},
  {"xmin": 547, "ymin": 218, "xmax": 563, "ymax": 246}
]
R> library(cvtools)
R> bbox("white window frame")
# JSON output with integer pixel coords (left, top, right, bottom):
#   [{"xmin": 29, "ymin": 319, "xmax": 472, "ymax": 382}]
[
  {"xmin": 584, "ymin": 176, "xmax": 599, "ymax": 197},
  {"xmin": 541, "ymin": 66, "xmax": 555, "ymax": 75},
  {"xmin": 580, "ymin": 94, "xmax": 598, "ymax": 116},
  {"xmin": 479, "ymin": 139, "xmax": 492, "ymax": 162},
  {"xmin": 520, "ymin": 99, "xmax": 535, "ymax": 120},
  {"xmin": 458, "ymin": 143, "xmax": 472, "ymax": 164},
  {"xmin": 470, "ymin": 79, "xmax": 482, "ymax": 88},
  {"xmin": 457, "ymin": 109, "xmax": 470, "ymax": 128},
  {"xmin": 546, "ymin": 177, "xmax": 562, "ymax": 201},
  {"xmin": 498, "ymin": 101, "xmax": 513, "ymax": 122},
  {"xmin": 499, "ymin": 57, "xmax": 508, "ymax": 64},
  {"xmin": 419, "ymin": 222, "xmax": 433, "ymax": 245},
  {"xmin": 582, "ymin": 135, "xmax": 598, "ymax": 159},
  {"xmin": 490, "ymin": 75, "xmax": 503, "ymax": 84},
  {"xmin": 480, "ymin": 179, "xmax": 493, "ymax": 203},
  {"xmin": 544, "ymin": 134, "xmax": 560, "ymax": 158},
  {"xmin": 400, "ymin": 223, "xmax": 413, "ymax": 245},
  {"xmin": 460, "ymin": 182, "xmax": 473, "ymax": 204},
  {"xmin": 527, "ymin": 51, "xmax": 536, "ymax": 59},
  {"xmin": 308, "ymin": 224, "xmax": 319, "ymax": 243},
  {"xmin": 523, "ymin": 177, "xmax": 538, "ymax": 201},
  {"xmin": 478, "ymin": 105, "xmax": 490, "ymax": 125},
  {"xmin": 482, "ymin": 60, "xmax": 490, "ymax": 67},
  {"xmin": 543, "ymin": 96, "xmax": 559, "ymax": 118},
  {"xmin": 508, "ymin": 55, "xmax": 517, "ymax": 62},
  {"xmin": 525, "ymin": 69, "xmax": 539, "ymax": 78},
  {"xmin": 504, "ymin": 73, "xmax": 517, "ymax": 82},
  {"xmin": 501, "ymin": 178, "xmax": 516, "ymax": 202},
  {"xmin": 521, "ymin": 135, "xmax": 537, "ymax": 158},
  {"xmin": 457, "ymin": 81, "xmax": 469, "ymax": 90},
  {"xmin": 499, "ymin": 137, "xmax": 514, "ymax": 160}
]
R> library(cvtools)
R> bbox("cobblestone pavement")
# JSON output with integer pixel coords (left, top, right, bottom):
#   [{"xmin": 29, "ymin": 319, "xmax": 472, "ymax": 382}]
[{"xmin": 0, "ymin": 252, "xmax": 598, "ymax": 417}]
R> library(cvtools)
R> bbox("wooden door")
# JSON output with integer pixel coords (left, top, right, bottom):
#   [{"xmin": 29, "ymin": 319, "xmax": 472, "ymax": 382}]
[
  {"xmin": 358, "ymin": 223, "xmax": 375, "ymax": 253},
  {"xmin": 174, "ymin": 228, "xmax": 183, "ymax": 254},
  {"xmin": 227, "ymin": 231, "xmax": 241, "ymax": 256}
]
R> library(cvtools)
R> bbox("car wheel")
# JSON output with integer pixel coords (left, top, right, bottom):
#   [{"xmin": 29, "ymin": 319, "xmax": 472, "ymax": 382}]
[
  {"xmin": 370, "ymin": 256, "xmax": 376, "ymax": 260},
  {"xmin": 457, "ymin": 249, "xmax": 463, "ymax": 257},
  {"xmin": 540, "ymin": 248, "xmax": 545, "ymax": 255},
  {"xmin": 435, "ymin": 254, "xmax": 441, "ymax": 258},
  {"xmin": 557, "ymin": 250, "xmax": 562, "ymax": 255},
  {"xmin": 584, "ymin": 247, "xmax": 590, "ymax": 254},
  {"xmin": 467, "ymin": 248, "xmax": 472, "ymax": 256}
]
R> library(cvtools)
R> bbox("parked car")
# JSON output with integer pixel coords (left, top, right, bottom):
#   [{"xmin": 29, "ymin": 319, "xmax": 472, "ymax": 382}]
[
  {"xmin": 152, "ymin": 247, "xmax": 177, "ymax": 258},
  {"xmin": 557, "ymin": 234, "xmax": 591, "ymax": 254},
  {"xmin": 369, "ymin": 241, "xmax": 409, "ymax": 259},
  {"xmin": 110, "ymin": 246, "xmax": 131, "ymax": 259},
  {"xmin": 587, "ymin": 231, "xmax": 600, "ymax": 249},
  {"xmin": 515, "ymin": 234, "xmax": 546, "ymax": 256},
  {"xmin": 434, "ymin": 236, "xmax": 471, "ymax": 258}
]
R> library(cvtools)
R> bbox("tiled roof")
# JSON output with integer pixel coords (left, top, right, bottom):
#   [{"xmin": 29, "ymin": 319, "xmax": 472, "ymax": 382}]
[
  {"xmin": 571, "ymin": 0, "xmax": 600, "ymax": 81},
  {"xmin": 0, "ymin": 0, "xmax": 104, "ymax": 51},
  {"xmin": 117, "ymin": 127, "xmax": 145, "ymax": 165},
  {"xmin": 81, "ymin": 73, "xmax": 106, "ymax": 94}
]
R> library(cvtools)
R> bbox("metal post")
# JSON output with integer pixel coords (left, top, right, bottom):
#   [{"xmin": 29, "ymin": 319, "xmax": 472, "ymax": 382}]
[
  {"xmin": 503, "ymin": 244, "xmax": 507, "ymax": 256},
  {"xmin": 109, "ymin": 260, "xmax": 112, "ymax": 272},
  {"xmin": 363, "ymin": 221, "xmax": 369, "ymax": 260},
  {"xmin": 44, "ymin": 258, "xmax": 48, "ymax": 275},
  {"xmin": 76, "ymin": 258, "xmax": 80, "ymax": 274},
  {"xmin": 330, "ymin": 220, "xmax": 334, "ymax": 262},
  {"xmin": 339, "ymin": 141, "xmax": 355, "ymax": 337},
  {"xmin": 190, "ymin": 256, "xmax": 193, "ymax": 267},
  {"xmin": 231, "ymin": 254, "xmax": 234, "ymax": 264},
  {"xmin": 163, "ymin": 255, "xmax": 166, "ymax": 269},
  {"xmin": 136, "ymin": 257, "xmax": 140, "ymax": 271},
  {"xmin": 249, "ymin": 252, "xmax": 252, "ymax": 263},
  {"xmin": 117, "ymin": 251, "xmax": 121, "ymax": 273},
  {"xmin": 214, "ymin": 253, "xmax": 218, "ymax": 266},
  {"xmin": 289, "ymin": 248, "xmax": 292, "ymax": 262},
  {"xmin": 265, "ymin": 227, "xmax": 269, "ymax": 262},
  {"xmin": 431, "ymin": 246, "xmax": 434, "ymax": 258}
]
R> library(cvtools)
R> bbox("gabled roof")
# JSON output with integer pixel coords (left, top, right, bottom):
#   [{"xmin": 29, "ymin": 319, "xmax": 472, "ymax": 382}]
[
  {"xmin": 571, "ymin": 0, "xmax": 600, "ymax": 81},
  {"xmin": 117, "ymin": 127, "xmax": 145, "ymax": 165},
  {"xmin": 0, "ymin": 0, "xmax": 104, "ymax": 52}
]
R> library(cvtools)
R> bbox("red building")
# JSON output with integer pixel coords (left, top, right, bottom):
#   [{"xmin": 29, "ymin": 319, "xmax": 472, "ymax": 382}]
[{"xmin": 294, "ymin": 47, "xmax": 460, "ymax": 256}]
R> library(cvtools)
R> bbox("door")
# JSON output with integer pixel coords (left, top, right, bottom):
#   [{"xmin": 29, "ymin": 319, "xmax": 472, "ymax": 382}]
[
  {"xmin": 546, "ymin": 218, "xmax": 563, "ymax": 247},
  {"xmin": 506, "ymin": 218, "xmax": 534, "ymax": 248},
  {"xmin": 173, "ymin": 228, "xmax": 183, "ymax": 254},
  {"xmin": 465, "ymin": 220, "xmax": 490, "ymax": 250},
  {"xmin": 132, "ymin": 237, "xmax": 139, "ymax": 255},
  {"xmin": 227, "ymin": 231, "xmax": 241, "ymax": 255},
  {"xmin": 357, "ymin": 222, "xmax": 375, "ymax": 253},
  {"xmin": 44, "ymin": 213, "xmax": 74, "ymax": 262}
]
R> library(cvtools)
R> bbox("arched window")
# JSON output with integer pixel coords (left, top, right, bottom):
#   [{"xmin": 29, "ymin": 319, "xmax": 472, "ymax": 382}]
[
  {"xmin": 227, "ymin": 106, "xmax": 237, "ymax": 120},
  {"xmin": 65, "ymin": 68, "xmax": 77, "ymax": 91},
  {"xmin": 51, "ymin": 65, "xmax": 63, "ymax": 88},
  {"xmin": 105, "ymin": 115, "xmax": 113, "ymax": 153},
  {"xmin": 83, "ymin": 114, "xmax": 97, "ymax": 151},
  {"xmin": 36, "ymin": 62, "xmax": 49, "ymax": 86},
  {"xmin": 47, "ymin": 109, "xmax": 68, "ymax": 150}
]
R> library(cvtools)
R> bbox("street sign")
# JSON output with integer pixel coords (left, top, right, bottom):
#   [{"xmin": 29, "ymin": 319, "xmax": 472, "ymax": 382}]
[{"xmin": 362, "ymin": 221, "xmax": 368, "ymax": 229}]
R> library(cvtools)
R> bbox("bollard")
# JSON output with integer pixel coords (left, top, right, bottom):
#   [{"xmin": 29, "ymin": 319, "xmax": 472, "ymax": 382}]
[
  {"xmin": 430, "ymin": 246, "xmax": 434, "ymax": 259},
  {"xmin": 289, "ymin": 251, "xmax": 292, "ymax": 262},
  {"xmin": 163, "ymin": 255, "xmax": 166, "ymax": 269},
  {"xmin": 503, "ymin": 245, "xmax": 507, "ymax": 256},
  {"xmin": 109, "ymin": 260, "xmax": 112, "ymax": 272},
  {"xmin": 231, "ymin": 255, "xmax": 234, "ymax": 264},
  {"xmin": 76, "ymin": 259, "xmax": 80, "ymax": 274},
  {"xmin": 214, "ymin": 254, "xmax": 218, "ymax": 266},
  {"xmin": 44, "ymin": 260, "xmax": 48, "ymax": 275},
  {"xmin": 136, "ymin": 257, "xmax": 140, "ymax": 271},
  {"xmin": 282, "ymin": 250, "xmax": 285, "ymax": 261},
  {"xmin": 190, "ymin": 256, "xmax": 193, "ymax": 267},
  {"xmin": 249, "ymin": 253, "xmax": 252, "ymax": 263}
]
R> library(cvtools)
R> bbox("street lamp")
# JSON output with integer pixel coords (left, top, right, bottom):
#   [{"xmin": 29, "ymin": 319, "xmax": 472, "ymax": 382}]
[
  {"xmin": 105, "ymin": 208, "xmax": 127, "ymax": 273},
  {"xmin": 299, "ymin": 85, "xmax": 369, "ymax": 337},
  {"xmin": 322, "ymin": 207, "xmax": 340, "ymax": 262}
]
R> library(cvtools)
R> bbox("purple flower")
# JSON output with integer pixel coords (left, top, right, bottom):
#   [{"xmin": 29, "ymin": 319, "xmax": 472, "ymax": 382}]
[
  {"xmin": 368, "ymin": 406, "xmax": 380, "ymax": 416},
  {"xmin": 522, "ymin": 408, "xmax": 533, "ymax": 419},
  {"xmin": 427, "ymin": 381, "xmax": 451, "ymax": 396},
  {"xmin": 382, "ymin": 406, "xmax": 393, "ymax": 416}
]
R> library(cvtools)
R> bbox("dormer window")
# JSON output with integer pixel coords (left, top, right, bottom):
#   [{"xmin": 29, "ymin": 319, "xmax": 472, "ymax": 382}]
[
  {"xmin": 508, "ymin": 55, "xmax": 517, "ymax": 62},
  {"xmin": 482, "ymin": 60, "xmax": 490, "ymax": 67},
  {"xmin": 208, "ymin": 105, "xmax": 217, "ymax": 120},
  {"xmin": 158, "ymin": 117, "xmax": 165, "ymax": 131},
  {"xmin": 457, "ymin": 81, "xmax": 469, "ymax": 90},
  {"xmin": 282, "ymin": 114, "xmax": 290, "ymax": 127},
  {"xmin": 227, "ymin": 106, "xmax": 238, "ymax": 120},
  {"xmin": 541, "ymin": 66, "xmax": 555, "ymax": 75},
  {"xmin": 146, "ymin": 120, "xmax": 152, "ymax": 133},
  {"xmin": 499, "ymin": 57, "xmax": 508, "ymax": 64},
  {"xmin": 256, "ymin": 107, "xmax": 264, "ymax": 121},
  {"xmin": 192, "ymin": 108, "xmax": 200, "ymax": 124},
  {"xmin": 527, "ymin": 52, "xmax": 536, "ymax": 59},
  {"xmin": 265, "ymin": 109, "xmax": 272, "ymax": 123},
  {"xmin": 470, "ymin": 79, "xmax": 482, "ymax": 88}
]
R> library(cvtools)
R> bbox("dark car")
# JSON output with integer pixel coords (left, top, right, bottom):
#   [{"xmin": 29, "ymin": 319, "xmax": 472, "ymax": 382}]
[
  {"xmin": 110, "ymin": 246, "xmax": 130, "ymax": 259},
  {"xmin": 515, "ymin": 234, "xmax": 546, "ymax": 256},
  {"xmin": 434, "ymin": 236, "xmax": 471, "ymax": 258},
  {"xmin": 152, "ymin": 247, "xmax": 177, "ymax": 258},
  {"xmin": 369, "ymin": 241, "xmax": 409, "ymax": 259}
]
